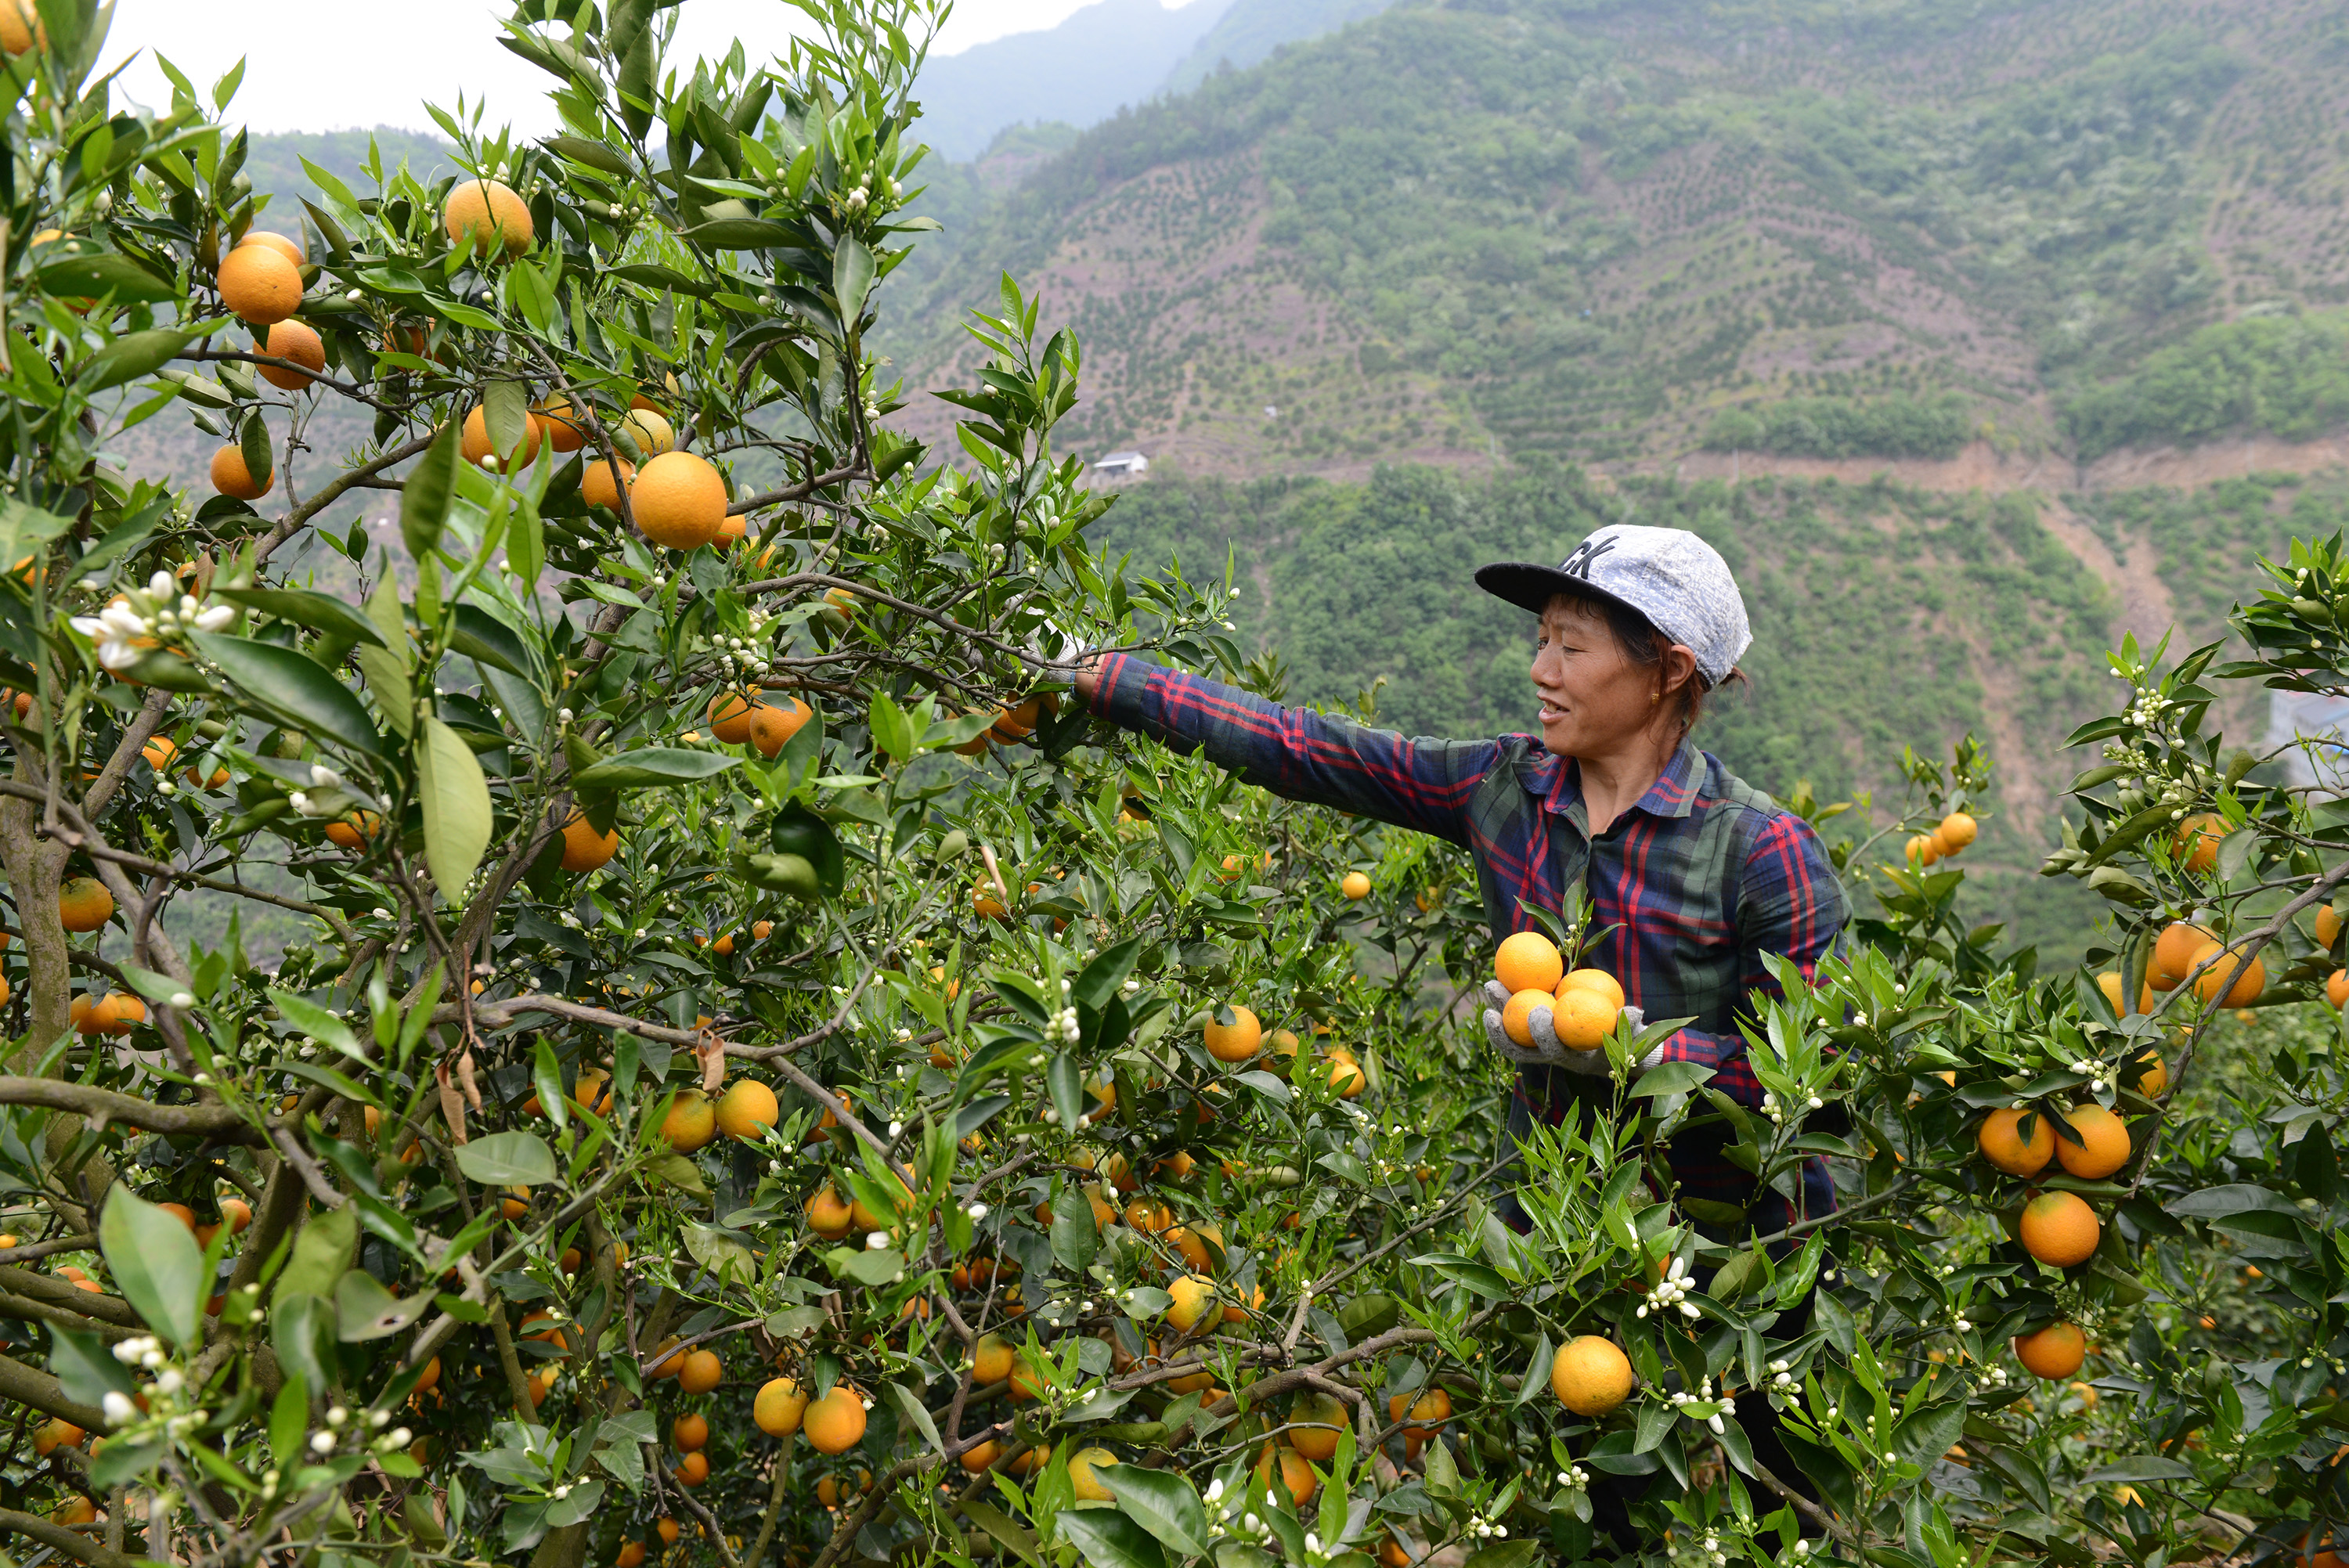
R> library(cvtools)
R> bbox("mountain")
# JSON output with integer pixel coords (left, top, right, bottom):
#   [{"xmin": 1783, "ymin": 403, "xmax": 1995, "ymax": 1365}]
[
  {"xmin": 241, "ymin": 127, "xmax": 453, "ymax": 222},
  {"xmin": 911, "ymin": 0, "xmax": 1236, "ymax": 162},
  {"xmin": 880, "ymin": 0, "xmax": 2349, "ymax": 478},
  {"xmin": 1159, "ymin": 0, "xmax": 1403, "ymax": 94}
]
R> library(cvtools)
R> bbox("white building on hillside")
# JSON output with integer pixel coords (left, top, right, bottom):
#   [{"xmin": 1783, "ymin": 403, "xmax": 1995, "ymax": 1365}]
[{"xmin": 1092, "ymin": 450, "xmax": 1149, "ymax": 478}]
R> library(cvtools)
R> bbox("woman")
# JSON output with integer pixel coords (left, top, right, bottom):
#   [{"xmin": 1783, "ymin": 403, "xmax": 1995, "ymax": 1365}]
[{"xmin": 1073, "ymin": 523, "xmax": 1845, "ymax": 1516}]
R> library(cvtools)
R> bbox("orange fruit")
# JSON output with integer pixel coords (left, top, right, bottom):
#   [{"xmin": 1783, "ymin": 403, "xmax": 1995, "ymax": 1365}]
[
  {"xmin": 960, "ymin": 1440, "xmax": 1003, "ymax": 1474},
  {"xmin": 2173, "ymin": 813, "xmax": 2226, "ymax": 873},
  {"xmin": 1126, "ymin": 1197, "xmax": 1174, "ymax": 1233},
  {"xmin": 620, "ymin": 407, "xmax": 676, "ymax": 457},
  {"xmin": 154, "ymin": 1201, "xmax": 197, "ymax": 1233},
  {"xmin": 1551, "ymin": 1336, "xmax": 1634, "ymax": 1415},
  {"xmin": 1204, "ymin": 1004, "xmax": 1261, "ymax": 1062},
  {"xmin": 2187, "ymin": 940, "xmax": 2263, "ymax": 1007},
  {"xmin": 2127, "ymin": 1050, "xmax": 2167, "ymax": 1098},
  {"xmin": 1561, "ymin": 968, "xmax": 1626, "ymax": 1010},
  {"xmin": 0, "ymin": 0, "xmax": 45, "ymax": 55},
  {"xmin": 1938, "ymin": 810, "xmax": 1978, "ymax": 849},
  {"xmin": 34, "ymin": 1418, "xmax": 85, "ymax": 1456},
  {"xmin": 806, "ymin": 1184, "xmax": 853, "ymax": 1239},
  {"xmin": 2019, "ymin": 1190, "xmax": 2100, "ymax": 1267},
  {"xmin": 218, "ymin": 243, "xmax": 302, "ymax": 323},
  {"xmin": 1165, "ymin": 1274, "xmax": 1216, "ymax": 1332},
  {"xmin": 1009, "ymin": 1356, "xmax": 1048, "ymax": 1403},
  {"xmin": 1493, "ymin": 930, "xmax": 1564, "ymax": 995},
  {"xmin": 2013, "ymin": 1321, "xmax": 2085, "ymax": 1379},
  {"xmin": 1340, "ymin": 871, "xmax": 1371, "ymax": 899},
  {"xmin": 238, "ymin": 231, "xmax": 304, "ymax": 265},
  {"xmin": 716, "ymin": 1079, "xmax": 779, "ymax": 1141},
  {"xmin": 1552, "ymin": 986, "xmax": 1617, "ymax": 1050},
  {"xmin": 210, "ymin": 445, "xmax": 271, "ymax": 500},
  {"xmin": 559, "ymin": 812, "xmax": 619, "ymax": 872},
  {"xmin": 672, "ymin": 1413, "xmax": 709, "ymax": 1451},
  {"xmin": 749, "ymin": 697, "xmax": 812, "ymax": 759},
  {"xmin": 2329, "ymin": 969, "xmax": 2349, "ymax": 1010},
  {"xmin": 1288, "ymin": 1392, "xmax": 1347, "ymax": 1462},
  {"xmin": 444, "ymin": 177, "xmax": 533, "ymax": 259},
  {"xmin": 2149, "ymin": 921, "xmax": 2213, "ymax": 989},
  {"xmin": 534, "ymin": 400, "xmax": 586, "ymax": 452},
  {"xmin": 1905, "ymin": 834, "xmax": 1939, "ymax": 866},
  {"xmin": 1070, "ymin": 1445, "xmax": 1120, "ymax": 1502},
  {"xmin": 1499, "ymin": 988, "xmax": 1554, "ymax": 1047},
  {"xmin": 631, "ymin": 451, "xmax": 727, "ymax": 550},
  {"xmin": 659, "ymin": 1091, "xmax": 716, "ymax": 1152},
  {"xmin": 2095, "ymin": 972, "xmax": 2154, "ymax": 1016},
  {"xmin": 94, "ymin": 993, "xmax": 146, "ymax": 1036},
  {"xmin": 656, "ymin": 1518, "xmax": 680, "ymax": 1545},
  {"xmin": 1977, "ymin": 1107, "xmax": 2054, "ymax": 1176},
  {"xmin": 461, "ymin": 404, "xmax": 542, "ymax": 470},
  {"xmin": 2320, "ymin": 905, "xmax": 2343, "ymax": 952},
  {"xmin": 673, "ymin": 1450, "xmax": 709, "ymax": 1487},
  {"xmin": 1325, "ymin": 1047, "xmax": 1366, "ymax": 1098},
  {"xmin": 754, "ymin": 1376, "xmax": 808, "ymax": 1436},
  {"xmin": 1254, "ymin": 1444, "xmax": 1318, "ymax": 1505},
  {"xmin": 582, "ymin": 456, "xmax": 634, "ymax": 512},
  {"xmin": 2054, "ymin": 1104, "xmax": 2131, "ymax": 1180},
  {"xmin": 58, "ymin": 876, "xmax": 114, "ymax": 932},
  {"xmin": 803, "ymin": 1386, "xmax": 867, "ymax": 1454},
  {"xmin": 617, "ymin": 1544, "xmax": 647, "ymax": 1568},
  {"xmin": 677, "ymin": 1349, "xmax": 722, "ymax": 1395},
  {"xmin": 51, "ymin": 1495, "xmax": 97, "ymax": 1527},
  {"xmin": 709, "ymin": 691, "xmax": 760, "ymax": 744},
  {"xmin": 257, "ymin": 319, "xmax": 325, "ymax": 391},
  {"xmin": 69, "ymin": 994, "xmax": 98, "ymax": 1036},
  {"xmin": 324, "ymin": 809, "xmax": 383, "ymax": 850}
]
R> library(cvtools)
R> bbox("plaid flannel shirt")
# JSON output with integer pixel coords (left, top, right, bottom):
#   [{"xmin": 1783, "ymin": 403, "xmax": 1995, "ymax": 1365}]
[{"xmin": 1090, "ymin": 654, "xmax": 1847, "ymax": 1236}]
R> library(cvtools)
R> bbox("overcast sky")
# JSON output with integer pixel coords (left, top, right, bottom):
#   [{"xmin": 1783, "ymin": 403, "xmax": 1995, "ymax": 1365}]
[{"xmin": 107, "ymin": 0, "xmax": 1195, "ymax": 136}]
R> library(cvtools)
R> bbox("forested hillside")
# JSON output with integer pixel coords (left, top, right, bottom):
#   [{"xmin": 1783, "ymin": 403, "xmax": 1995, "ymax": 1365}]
[{"xmin": 882, "ymin": 0, "xmax": 2349, "ymax": 475}]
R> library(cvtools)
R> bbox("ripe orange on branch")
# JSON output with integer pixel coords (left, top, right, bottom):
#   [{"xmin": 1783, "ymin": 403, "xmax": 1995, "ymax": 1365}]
[
  {"xmin": 209, "ymin": 446, "xmax": 271, "ymax": 500},
  {"xmin": 749, "ymin": 697, "xmax": 812, "ymax": 758},
  {"xmin": 2014, "ymin": 1321, "xmax": 2086, "ymax": 1379},
  {"xmin": 2186, "ymin": 940, "xmax": 2263, "ymax": 1007},
  {"xmin": 1550, "ymin": 1335, "xmax": 1635, "ymax": 1415},
  {"xmin": 2019, "ymin": 1190, "xmax": 2100, "ymax": 1267},
  {"xmin": 1977, "ymin": 1107, "xmax": 2054, "ymax": 1176},
  {"xmin": 1204, "ymin": 1004, "xmax": 1261, "ymax": 1062},
  {"xmin": 59, "ymin": 876, "xmax": 114, "ymax": 932},
  {"xmin": 581, "ymin": 456, "xmax": 634, "ymax": 513},
  {"xmin": 558, "ymin": 812, "xmax": 619, "ymax": 872},
  {"xmin": 218, "ymin": 243, "xmax": 302, "ymax": 324},
  {"xmin": 803, "ymin": 1386, "xmax": 867, "ymax": 1454},
  {"xmin": 631, "ymin": 451, "xmax": 727, "ymax": 550},
  {"xmin": 443, "ymin": 177, "xmax": 534, "ymax": 259},
  {"xmin": 2055, "ymin": 1104, "xmax": 2131, "ymax": 1179}
]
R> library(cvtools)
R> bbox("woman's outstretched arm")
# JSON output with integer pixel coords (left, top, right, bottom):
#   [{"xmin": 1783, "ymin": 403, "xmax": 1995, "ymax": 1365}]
[{"xmin": 1075, "ymin": 653, "xmax": 1504, "ymax": 846}]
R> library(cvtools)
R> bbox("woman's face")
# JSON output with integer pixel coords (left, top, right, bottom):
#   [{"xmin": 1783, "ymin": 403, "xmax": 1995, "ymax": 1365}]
[{"xmin": 1529, "ymin": 597, "xmax": 1674, "ymax": 759}]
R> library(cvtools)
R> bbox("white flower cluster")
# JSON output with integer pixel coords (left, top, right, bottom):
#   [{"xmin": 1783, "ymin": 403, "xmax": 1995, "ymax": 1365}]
[
  {"xmin": 1758, "ymin": 1090, "xmax": 1825, "ymax": 1126},
  {"xmin": 70, "ymin": 571, "xmax": 234, "ymax": 669},
  {"xmin": 1556, "ymin": 1463, "xmax": 1589, "ymax": 1491},
  {"xmin": 716, "ymin": 635, "xmax": 770, "ymax": 679},
  {"xmin": 1045, "ymin": 1006, "xmax": 1081, "ymax": 1046},
  {"xmin": 1639, "ymin": 1254, "xmax": 1699, "ymax": 1320},
  {"xmin": 2066, "ymin": 1057, "xmax": 2114, "ymax": 1092},
  {"xmin": 1466, "ymin": 1509, "xmax": 1509, "ymax": 1541},
  {"xmin": 106, "ymin": 1336, "xmax": 207, "ymax": 1437},
  {"xmin": 1669, "ymin": 1375, "xmax": 1737, "ymax": 1434},
  {"xmin": 1680, "ymin": 1529, "xmax": 1728, "ymax": 1566},
  {"xmin": 1766, "ymin": 1357, "xmax": 1797, "ymax": 1392}
]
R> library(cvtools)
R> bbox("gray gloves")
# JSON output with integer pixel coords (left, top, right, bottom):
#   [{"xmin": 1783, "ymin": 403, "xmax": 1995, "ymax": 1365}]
[{"xmin": 1478, "ymin": 979, "xmax": 1658, "ymax": 1076}]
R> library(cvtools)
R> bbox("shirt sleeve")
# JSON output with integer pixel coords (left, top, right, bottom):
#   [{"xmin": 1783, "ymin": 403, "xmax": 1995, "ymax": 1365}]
[
  {"xmin": 1645, "ymin": 810, "xmax": 1849, "ymax": 1108},
  {"xmin": 1088, "ymin": 654, "xmax": 1499, "ymax": 845}
]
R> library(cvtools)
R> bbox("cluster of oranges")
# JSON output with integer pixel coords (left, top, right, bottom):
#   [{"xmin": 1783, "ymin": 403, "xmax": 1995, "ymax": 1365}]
[
  {"xmin": 706, "ymin": 690, "xmax": 815, "ymax": 759},
  {"xmin": 1492, "ymin": 930, "xmax": 1624, "ymax": 1051},
  {"xmin": 1903, "ymin": 809, "xmax": 1979, "ymax": 867},
  {"xmin": 1202, "ymin": 1005, "xmax": 1364, "ymax": 1097},
  {"xmin": 2098, "ymin": 917, "xmax": 2267, "ymax": 1016}
]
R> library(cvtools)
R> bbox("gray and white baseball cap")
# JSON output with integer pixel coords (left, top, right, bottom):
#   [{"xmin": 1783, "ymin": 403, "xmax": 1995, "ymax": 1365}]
[{"xmin": 1476, "ymin": 525, "xmax": 1752, "ymax": 686}]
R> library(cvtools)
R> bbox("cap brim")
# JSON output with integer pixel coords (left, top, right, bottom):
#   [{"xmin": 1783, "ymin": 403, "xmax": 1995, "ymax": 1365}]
[{"xmin": 1474, "ymin": 561, "xmax": 1647, "ymax": 622}]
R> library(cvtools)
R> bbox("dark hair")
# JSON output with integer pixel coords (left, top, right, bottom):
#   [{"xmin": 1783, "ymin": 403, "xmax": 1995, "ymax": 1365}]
[{"xmin": 1547, "ymin": 589, "xmax": 1745, "ymax": 734}]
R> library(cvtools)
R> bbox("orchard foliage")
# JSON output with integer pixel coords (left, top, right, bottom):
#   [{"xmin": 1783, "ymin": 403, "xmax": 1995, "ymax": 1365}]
[{"xmin": 0, "ymin": 4, "xmax": 2344, "ymax": 1568}]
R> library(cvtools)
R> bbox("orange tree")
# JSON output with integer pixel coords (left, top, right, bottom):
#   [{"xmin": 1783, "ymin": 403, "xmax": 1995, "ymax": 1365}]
[{"xmin": 0, "ymin": 2, "xmax": 2346, "ymax": 1567}]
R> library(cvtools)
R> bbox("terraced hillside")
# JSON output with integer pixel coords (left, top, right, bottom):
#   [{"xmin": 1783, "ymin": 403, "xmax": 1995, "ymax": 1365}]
[{"xmin": 880, "ymin": 0, "xmax": 2349, "ymax": 478}]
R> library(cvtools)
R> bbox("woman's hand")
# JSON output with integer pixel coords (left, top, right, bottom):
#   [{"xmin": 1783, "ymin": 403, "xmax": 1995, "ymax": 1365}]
[{"xmin": 1070, "ymin": 653, "xmax": 1104, "ymax": 708}]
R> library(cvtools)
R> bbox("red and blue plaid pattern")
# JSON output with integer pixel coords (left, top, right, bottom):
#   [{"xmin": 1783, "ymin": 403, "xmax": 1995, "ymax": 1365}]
[{"xmin": 1092, "ymin": 654, "xmax": 1847, "ymax": 1236}]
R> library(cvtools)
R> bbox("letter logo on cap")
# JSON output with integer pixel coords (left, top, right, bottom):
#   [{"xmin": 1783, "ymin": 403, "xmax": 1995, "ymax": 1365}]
[{"xmin": 1559, "ymin": 536, "xmax": 1617, "ymax": 579}]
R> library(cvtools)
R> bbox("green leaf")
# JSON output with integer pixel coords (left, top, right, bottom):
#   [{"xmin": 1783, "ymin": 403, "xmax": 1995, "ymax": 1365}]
[
  {"xmin": 89, "ymin": 1437, "xmax": 167, "ymax": 1490},
  {"xmin": 417, "ymin": 715, "xmax": 493, "ymax": 901},
  {"xmin": 402, "ymin": 420, "xmax": 462, "ymax": 559},
  {"xmin": 41, "ymin": 253, "xmax": 179, "ymax": 304},
  {"xmin": 542, "ymin": 135, "xmax": 632, "ymax": 175},
  {"xmin": 0, "ymin": 497, "xmax": 73, "ymax": 569},
  {"xmin": 484, "ymin": 380, "xmax": 532, "ymax": 463},
  {"xmin": 681, "ymin": 1223, "xmax": 756, "ymax": 1280},
  {"xmin": 81, "ymin": 329, "xmax": 197, "ymax": 392},
  {"xmin": 573, "ymin": 747, "xmax": 740, "ymax": 789},
  {"xmin": 1630, "ymin": 1061, "xmax": 1716, "ymax": 1100},
  {"xmin": 1097, "ymin": 1465, "xmax": 1211, "ymax": 1556},
  {"xmin": 868, "ymin": 690, "xmax": 916, "ymax": 762},
  {"xmin": 682, "ymin": 218, "xmax": 792, "ymax": 248},
  {"xmin": 1464, "ymin": 1545, "xmax": 1543, "ymax": 1568},
  {"xmin": 833, "ymin": 236, "xmax": 875, "ymax": 323},
  {"xmin": 270, "ymin": 987, "xmax": 365, "ymax": 1062},
  {"xmin": 99, "ymin": 1184, "xmax": 204, "ymax": 1350},
  {"xmin": 1056, "ymin": 1509, "xmax": 1167, "ymax": 1568},
  {"xmin": 455, "ymin": 1130, "xmax": 557, "ymax": 1186},
  {"xmin": 2079, "ymin": 1456, "xmax": 2195, "ymax": 1483},
  {"xmin": 335, "ymin": 1270, "xmax": 432, "ymax": 1340},
  {"xmin": 193, "ymin": 633, "xmax": 385, "ymax": 756},
  {"xmin": 1071, "ymin": 937, "xmax": 1144, "ymax": 1013},
  {"xmin": 444, "ymin": 600, "xmax": 529, "ymax": 676},
  {"xmin": 278, "ymin": 1205, "xmax": 358, "ymax": 1299},
  {"xmin": 1051, "ymin": 1186, "xmax": 1101, "ymax": 1273},
  {"xmin": 46, "ymin": 1324, "xmax": 137, "ymax": 1408},
  {"xmin": 213, "ymin": 587, "xmax": 388, "ymax": 649},
  {"xmin": 269, "ymin": 1374, "xmax": 309, "ymax": 1468}
]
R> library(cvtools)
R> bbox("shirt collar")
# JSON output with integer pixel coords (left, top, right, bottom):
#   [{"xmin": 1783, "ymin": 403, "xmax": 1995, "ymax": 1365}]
[{"xmin": 1541, "ymin": 737, "xmax": 1703, "ymax": 828}]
